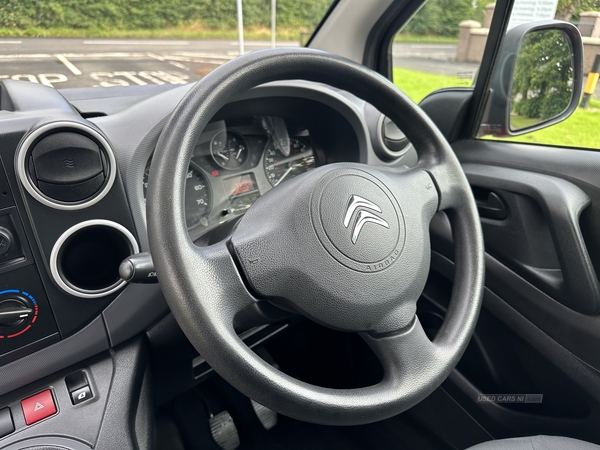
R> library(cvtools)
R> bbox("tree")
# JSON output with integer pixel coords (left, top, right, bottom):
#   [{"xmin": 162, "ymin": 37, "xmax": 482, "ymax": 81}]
[
  {"xmin": 404, "ymin": 0, "xmax": 486, "ymax": 37},
  {"xmin": 511, "ymin": 30, "xmax": 573, "ymax": 121}
]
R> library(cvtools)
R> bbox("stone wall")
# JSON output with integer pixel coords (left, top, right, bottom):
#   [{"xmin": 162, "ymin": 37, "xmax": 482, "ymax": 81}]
[
  {"xmin": 583, "ymin": 38, "xmax": 600, "ymax": 73},
  {"xmin": 456, "ymin": 3, "xmax": 495, "ymax": 63},
  {"xmin": 579, "ymin": 12, "xmax": 600, "ymax": 38}
]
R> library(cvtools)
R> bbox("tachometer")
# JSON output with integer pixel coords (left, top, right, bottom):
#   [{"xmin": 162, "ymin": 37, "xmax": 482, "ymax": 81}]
[
  {"xmin": 264, "ymin": 137, "xmax": 316, "ymax": 187},
  {"xmin": 210, "ymin": 130, "xmax": 249, "ymax": 170},
  {"xmin": 143, "ymin": 161, "xmax": 211, "ymax": 230}
]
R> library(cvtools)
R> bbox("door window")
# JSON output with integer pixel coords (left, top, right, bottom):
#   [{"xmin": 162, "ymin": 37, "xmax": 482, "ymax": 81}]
[
  {"xmin": 392, "ymin": 0, "xmax": 600, "ymax": 150},
  {"xmin": 476, "ymin": 2, "xmax": 600, "ymax": 149},
  {"xmin": 392, "ymin": 0, "xmax": 493, "ymax": 102}
]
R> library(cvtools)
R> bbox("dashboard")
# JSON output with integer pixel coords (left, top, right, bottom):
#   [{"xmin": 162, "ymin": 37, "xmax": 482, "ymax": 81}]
[
  {"xmin": 0, "ymin": 78, "xmax": 417, "ymax": 449},
  {"xmin": 143, "ymin": 116, "xmax": 319, "ymax": 240}
]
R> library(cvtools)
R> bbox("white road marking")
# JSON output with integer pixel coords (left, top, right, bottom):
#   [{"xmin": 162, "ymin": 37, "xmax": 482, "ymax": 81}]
[
  {"xmin": 138, "ymin": 72, "xmax": 164, "ymax": 85},
  {"xmin": 113, "ymin": 71, "xmax": 148, "ymax": 85},
  {"xmin": 62, "ymin": 52, "xmax": 148, "ymax": 59},
  {"xmin": 55, "ymin": 54, "xmax": 82, "ymax": 75},
  {"xmin": 0, "ymin": 52, "xmax": 150, "ymax": 61},
  {"xmin": 167, "ymin": 57, "xmax": 226, "ymax": 64},
  {"xmin": 0, "ymin": 54, "xmax": 54, "ymax": 60},
  {"xmin": 0, "ymin": 52, "xmax": 228, "ymax": 62},
  {"xmin": 146, "ymin": 52, "xmax": 165, "ymax": 61},
  {"xmin": 38, "ymin": 73, "xmax": 68, "ymax": 87},
  {"xmin": 168, "ymin": 61, "xmax": 190, "ymax": 70},
  {"xmin": 0, "ymin": 41, "xmax": 22, "ymax": 44},
  {"xmin": 0, "ymin": 73, "xmax": 69, "ymax": 87},
  {"xmin": 90, "ymin": 70, "xmax": 189, "ymax": 87},
  {"xmin": 11, "ymin": 74, "xmax": 38, "ymax": 83},
  {"xmin": 171, "ymin": 52, "xmax": 232, "ymax": 60},
  {"xmin": 83, "ymin": 40, "xmax": 189, "ymax": 46}
]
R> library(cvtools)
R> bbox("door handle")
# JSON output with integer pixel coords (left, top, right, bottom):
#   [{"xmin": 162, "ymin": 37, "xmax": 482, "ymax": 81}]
[{"xmin": 473, "ymin": 187, "xmax": 507, "ymax": 220}]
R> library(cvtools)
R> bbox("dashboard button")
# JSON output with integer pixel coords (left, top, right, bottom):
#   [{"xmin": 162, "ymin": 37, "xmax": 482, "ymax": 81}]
[
  {"xmin": 21, "ymin": 390, "xmax": 56, "ymax": 425},
  {"xmin": 0, "ymin": 407, "xmax": 14, "ymax": 438},
  {"xmin": 70, "ymin": 386, "xmax": 93, "ymax": 405}
]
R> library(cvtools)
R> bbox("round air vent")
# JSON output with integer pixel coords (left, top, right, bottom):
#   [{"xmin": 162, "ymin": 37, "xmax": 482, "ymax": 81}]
[
  {"xmin": 50, "ymin": 220, "xmax": 139, "ymax": 299},
  {"xmin": 16, "ymin": 122, "xmax": 117, "ymax": 210},
  {"xmin": 376, "ymin": 115, "xmax": 410, "ymax": 160}
]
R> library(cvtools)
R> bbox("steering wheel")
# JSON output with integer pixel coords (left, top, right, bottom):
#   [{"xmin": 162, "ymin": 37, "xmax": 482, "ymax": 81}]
[{"xmin": 147, "ymin": 48, "xmax": 484, "ymax": 426}]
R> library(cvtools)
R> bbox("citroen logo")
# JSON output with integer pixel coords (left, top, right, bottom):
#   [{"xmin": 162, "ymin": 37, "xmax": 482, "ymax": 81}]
[{"xmin": 343, "ymin": 195, "xmax": 390, "ymax": 244}]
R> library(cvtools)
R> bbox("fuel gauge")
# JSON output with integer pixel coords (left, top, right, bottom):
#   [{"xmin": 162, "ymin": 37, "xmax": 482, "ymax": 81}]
[{"xmin": 210, "ymin": 130, "xmax": 249, "ymax": 170}]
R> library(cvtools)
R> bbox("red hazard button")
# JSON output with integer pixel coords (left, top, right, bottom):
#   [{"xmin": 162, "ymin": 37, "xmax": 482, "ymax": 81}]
[{"xmin": 21, "ymin": 390, "xmax": 56, "ymax": 425}]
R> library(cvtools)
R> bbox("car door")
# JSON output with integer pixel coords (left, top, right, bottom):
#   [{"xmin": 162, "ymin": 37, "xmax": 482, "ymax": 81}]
[{"xmin": 362, "ymin": 0, "xmax": 600, "ymax": 448}]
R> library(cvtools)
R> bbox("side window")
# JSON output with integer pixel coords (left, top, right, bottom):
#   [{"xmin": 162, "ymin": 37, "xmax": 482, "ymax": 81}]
[
  {"xmin": 475, "ymin": 2, "xmax": 600, "ymax": 150},
  {"xmin": 392, "ymin": 0, "xmax": 493, "ymax": 102},
  {"xmin": 392, "ymin": 0, "xmax": 600, "ymax": 150}
]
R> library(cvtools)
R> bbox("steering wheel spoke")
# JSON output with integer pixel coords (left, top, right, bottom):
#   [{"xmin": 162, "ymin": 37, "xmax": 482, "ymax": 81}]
[
  {"xmin": 383, "ymin": 166, "xmax": 440, "ymax": 226},
  {"xmin": 362, "ymin": 318, "xmax": 445, "ymax": 395},
  {"xmin": 420, "ymin": 155, "xmax": 469, "ymax": 213},
  {"xmin": 190, "ymin": 240, "xmax": 259, "ymax": 324}
]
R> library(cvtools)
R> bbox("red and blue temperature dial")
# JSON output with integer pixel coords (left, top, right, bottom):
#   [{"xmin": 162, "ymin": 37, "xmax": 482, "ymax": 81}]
[{"xmin": 0, "ymin": 289, "xmax": 38, "ymax": 339}]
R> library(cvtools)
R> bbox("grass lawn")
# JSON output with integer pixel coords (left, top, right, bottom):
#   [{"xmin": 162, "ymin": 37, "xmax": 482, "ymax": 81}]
[
  {"xmin": 499, "ymin": 106, "xmax": 600, "ymax": 149},
  {"xmin": 393, "ymin": 67, "xmax": 473, "ymax": 103},
  {"xmin": 509, "ymin": 115, "xmax": 541, "ymax": 129},
  {"xmin": 393, "ymin": 67, "xmax": 600, "ymax": 150}
]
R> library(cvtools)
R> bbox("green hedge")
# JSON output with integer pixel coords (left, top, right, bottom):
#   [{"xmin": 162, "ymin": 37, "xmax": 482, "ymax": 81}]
[
  {"xmin": 403, "ymin": 0, "xmax": 486, "ymax": 37},
  {"xmin": 0, "ymin": 0, "xmax": 331, "ymax": 30}
]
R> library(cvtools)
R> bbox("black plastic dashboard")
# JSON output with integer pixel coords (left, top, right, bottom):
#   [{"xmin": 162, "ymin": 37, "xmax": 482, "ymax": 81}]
[{"xmin": 0, "ymin": 78, "xmax": 417, "ymax": 449}]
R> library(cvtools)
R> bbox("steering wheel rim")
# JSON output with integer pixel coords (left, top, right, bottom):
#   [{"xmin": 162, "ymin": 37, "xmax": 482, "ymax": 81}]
[{"xmin": 147, "ymin": 48, "xmax": 484, "ymax": 426}]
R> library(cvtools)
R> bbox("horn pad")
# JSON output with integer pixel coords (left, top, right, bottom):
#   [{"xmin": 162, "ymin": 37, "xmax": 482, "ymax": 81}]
[
  {"xmin": 230, "ymin": 164, "xmax": 437, "ymax": 334},
  {"xmin": 311, "ymin": 170, "xmax": 404, "ymax": 272}
]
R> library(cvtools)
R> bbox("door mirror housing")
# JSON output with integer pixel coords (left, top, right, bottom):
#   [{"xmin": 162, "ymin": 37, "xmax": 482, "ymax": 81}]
[{"xmin": 480, "ymin": 20, "xmax": 583, "ymax": 137}]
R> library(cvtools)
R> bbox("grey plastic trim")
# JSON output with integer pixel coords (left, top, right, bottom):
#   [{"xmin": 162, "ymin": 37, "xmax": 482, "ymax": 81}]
[
  {"xmin": 0, "ymin": 317, "xmax": 109, "ymax": 396},
  {"xmin": 15, "ymin": 121, "xmax": 117, "ymax": 210},
  {"xmin": 102, "ymin": 283, "xmax": 169, "ymax": 347},
  {"xmin": 49, "ymin": 220, "xmax": 139, "ymax": 299},
  {"xmin": 0, "ymin": 436, "xmax": 92, "ymax": 449},
  {"xmin": 309, "ymin": 0, "xmax": 394, "ymax": 63}
]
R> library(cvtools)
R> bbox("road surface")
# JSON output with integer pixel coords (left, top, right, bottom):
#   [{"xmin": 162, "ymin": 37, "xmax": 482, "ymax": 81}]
[{"xmin": 0, "ymin": 38, "xmax": 476, "ymax": 90}]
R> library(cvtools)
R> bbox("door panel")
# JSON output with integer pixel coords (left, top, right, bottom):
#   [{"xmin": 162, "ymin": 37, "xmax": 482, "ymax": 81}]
[
  {"xmin": 464, "ymin": 163, "xmax": 600, "ymax": 314},
  {"xmin": 418, "ymin": 138, "xmax": 600, "ymax": 444}
]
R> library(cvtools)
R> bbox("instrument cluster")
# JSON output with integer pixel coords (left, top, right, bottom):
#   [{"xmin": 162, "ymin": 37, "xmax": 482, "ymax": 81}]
[{"xmin": 144, "ymin": 116, "xmax": 317, "ymax": 240}]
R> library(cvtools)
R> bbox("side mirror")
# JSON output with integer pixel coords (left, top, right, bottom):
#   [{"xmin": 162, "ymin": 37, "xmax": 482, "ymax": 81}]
[{"xmin": 480, "ymin": 20, "xmax": 583, "ymax": 137}]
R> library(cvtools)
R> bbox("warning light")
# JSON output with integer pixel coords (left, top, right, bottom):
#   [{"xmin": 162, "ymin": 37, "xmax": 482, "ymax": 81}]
[{"xmin": 211, "ymin": 170, "xmax": 219, "ymax": 177}]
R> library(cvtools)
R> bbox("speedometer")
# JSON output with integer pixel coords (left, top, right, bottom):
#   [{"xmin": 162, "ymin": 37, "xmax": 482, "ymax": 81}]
[
  {"xmin": 263, "ymin": 137, "xmax": 316, "ymax": 187},
  {"xmin": 143, "ymin": 161, "xmax": 211, "ymax": 230}
]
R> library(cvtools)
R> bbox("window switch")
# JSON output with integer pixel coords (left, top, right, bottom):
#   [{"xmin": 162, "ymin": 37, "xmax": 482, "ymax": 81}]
[
  {"xmin": 65, "ymin": 371, "xmax": 88, "ymax": 392},
  {"xmin": 0, "ymin": 407, "xmax": 14, "ymax": 438},
  {"xmin": 70, "ymin": 386, "xmax": 92, "ymax": 405}
]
